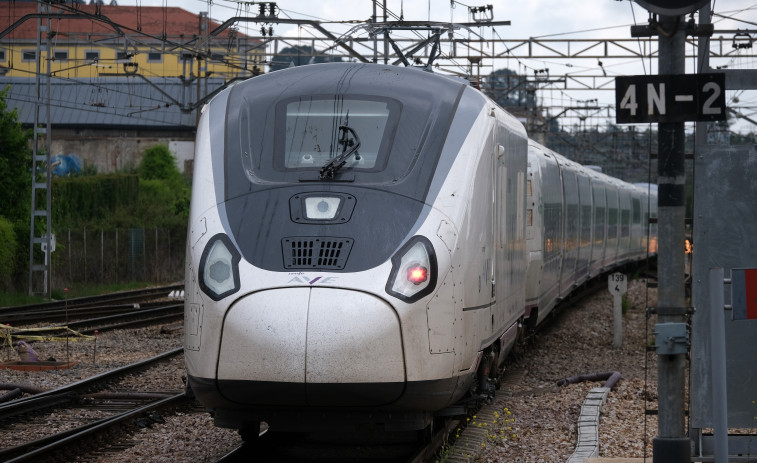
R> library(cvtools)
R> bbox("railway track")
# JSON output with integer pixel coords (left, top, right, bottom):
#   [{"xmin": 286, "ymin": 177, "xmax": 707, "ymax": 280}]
[
  {"xmin": 2, "ymin": 274, "xmax": 654, "ymax": 462},
  {"xmin": 213, "ymin": 420, "xmax": 459, "ymax": 463},
  {"xmin": 0, "ymin": 284, "xmax": 184, "ymax": 324},
  {"xmin": 1, "ymin": 285, "xmax": 184, "ymax": 349},
  {"xmin": 208, "ymin": 273, "xmax": 654, "ymax": 463},
  {"xmin": 38, "ymin": 303, "xmax": 183, "ymax": 335},
  {"xmin": 1, "ymin": 393, "xmax": 187, "ymax": 463},
  {"xmin": 0, "ymin": 348, "xmax": 185, "ymax": 462}
]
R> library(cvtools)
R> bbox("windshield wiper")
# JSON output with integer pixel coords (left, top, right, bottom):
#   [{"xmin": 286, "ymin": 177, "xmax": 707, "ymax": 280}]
[{"xmin": 319, "ymin": 125, "xmax": 361, "ymax": 180}]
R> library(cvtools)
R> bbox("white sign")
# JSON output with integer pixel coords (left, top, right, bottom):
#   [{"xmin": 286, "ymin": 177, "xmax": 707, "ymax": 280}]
[
  {"xmin": 609, "ymin": 272, "xmax": 627, "ymax": 295},
  {"xmin": 40, "ymin": 234, "xmax": 56, "ymax": 253},
  {"xmin": 609, "ymin": 272, "xmax": 627, "ymax": 348}
]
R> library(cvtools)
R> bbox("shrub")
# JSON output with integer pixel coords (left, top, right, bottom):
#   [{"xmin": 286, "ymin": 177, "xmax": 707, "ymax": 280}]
[
  {"xmin": 0, "ymin": 86, "xmax": 32, "ymax": 224},
  {"xmin": 138, "ymin": 144, "xmax": 182, "ymax": 182},
  {"xmin": 0, "ymin": 216, "xmax": 18, "ymax": 290},
  {"xmin": 53, "ymin": 174, "xmax": 139, "ymax": 228}
]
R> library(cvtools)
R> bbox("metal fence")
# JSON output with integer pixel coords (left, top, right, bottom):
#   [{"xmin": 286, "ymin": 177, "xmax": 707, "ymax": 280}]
[{"xmin": 50, "ymin": 228, "xmax": 185, "ymax": 287}]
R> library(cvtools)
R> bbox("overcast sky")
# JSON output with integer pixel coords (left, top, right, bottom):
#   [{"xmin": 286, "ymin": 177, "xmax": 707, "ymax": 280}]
[
  {"xmin": 163, "ymin": 0, "xmax": 757, "ymax": 40},
  {"xmin": 128, "ymin": 0, "xmax": 757, "ymax": 131}
]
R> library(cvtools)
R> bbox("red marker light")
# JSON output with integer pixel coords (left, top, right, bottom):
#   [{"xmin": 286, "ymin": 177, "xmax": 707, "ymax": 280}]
[{"xmin": 407, "ymin": 265, "xmax": 428, "ymax": 285}]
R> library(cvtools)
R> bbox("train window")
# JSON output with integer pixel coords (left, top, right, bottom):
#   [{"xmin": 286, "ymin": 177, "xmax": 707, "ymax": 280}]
[
  {"xmin": 608, "ymin": 208, "xmax": 618, "ymax": 239},
  {"xmin": 277, "ymin": 96, "xmax": 400, "ymax": 172},
  {"xmin": 632, "ymin": 198, "xmax": 641, "ymax": 223}
]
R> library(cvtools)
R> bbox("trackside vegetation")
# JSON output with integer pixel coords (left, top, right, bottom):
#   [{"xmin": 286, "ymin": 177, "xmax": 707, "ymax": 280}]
[{"xmin": 0, "ymin": 105, "xmax": 191, "ymax": 301}]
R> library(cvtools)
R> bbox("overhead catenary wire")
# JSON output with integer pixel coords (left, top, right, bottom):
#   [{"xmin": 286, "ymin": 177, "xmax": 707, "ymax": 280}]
[{"xmin": 3, "ymin": 0, "xmax": 755, "ymax": 134}]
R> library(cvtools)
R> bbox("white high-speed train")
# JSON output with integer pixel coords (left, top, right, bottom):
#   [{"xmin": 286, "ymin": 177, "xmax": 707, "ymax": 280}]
[{"xmin": 183, "ymin": 62, "xmax": 656, "ymax": 438}]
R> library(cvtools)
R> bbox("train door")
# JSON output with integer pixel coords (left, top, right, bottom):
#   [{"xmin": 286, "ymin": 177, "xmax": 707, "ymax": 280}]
[
  {"xmin": 576, "ymin": 171, "xmax": 593, "ymax": 284},
  {"xmin": 488, "ymin": 114, "xmax": 527, "ymax": 369},
  {"xmin": 492, "ymin": 118, "xmax": 505, "ymax": 337},
  {"xmin": 559, "ymin": 164, "xmax": 579, "ymax": 297},
  {"xmin": 455, "ymin": 116, "xmax": 496, "ymax": 373},
  {"xmin": 493, "ymin": 118, "xmax": 526, "ymax": 338},
  {"xmin": 540, "ymin": 151, "xmax": 563, "ymax": 315},
  {"xmin": 590, "ymin": 176, "xmax": 606, "ymax": 275},
  {"xmin": 605, "ymin": 183, "xmax": 620, "ymax": 268}
]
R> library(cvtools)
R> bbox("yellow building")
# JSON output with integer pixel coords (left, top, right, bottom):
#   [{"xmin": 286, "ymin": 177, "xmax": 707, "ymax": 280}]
[{"xmin": 0, "ymin": 2, "xmax": 263, "ymax": 80}]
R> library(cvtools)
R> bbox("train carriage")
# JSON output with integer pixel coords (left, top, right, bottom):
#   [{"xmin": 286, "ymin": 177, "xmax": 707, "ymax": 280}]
[{"xmin": 183, "ymin": 62, "xmax": 656, "ymax": 437}]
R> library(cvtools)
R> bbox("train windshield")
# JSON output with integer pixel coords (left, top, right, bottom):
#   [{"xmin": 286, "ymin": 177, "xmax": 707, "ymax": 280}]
[
  {"xmin": 276, "ymin": 96, "xmax": 399, "ymax": 173},
  {"xmin": 225, "ymin": 63, "xmax": 472, "ymax": 193}
]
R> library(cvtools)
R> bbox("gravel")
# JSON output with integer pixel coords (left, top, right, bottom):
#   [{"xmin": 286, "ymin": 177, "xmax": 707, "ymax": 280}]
[
  {"xmin": 1, "ymin": 279, "xmax": 659, "ymax": 462},
  {"xmin": 464, "ymin": 278, "xmax": 659, "ymax": 462}
]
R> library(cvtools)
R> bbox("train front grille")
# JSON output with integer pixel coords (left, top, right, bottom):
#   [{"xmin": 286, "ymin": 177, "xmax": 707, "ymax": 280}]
[{"xmin": 282, "ymin": 237, "xmax": 354, "ymax": 270}]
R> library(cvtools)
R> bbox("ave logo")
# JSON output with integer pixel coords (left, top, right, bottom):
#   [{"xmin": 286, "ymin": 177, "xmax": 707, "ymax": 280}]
[{"xmin": 286, "ymin": 274, "xmax": 339, "ymax": 285}]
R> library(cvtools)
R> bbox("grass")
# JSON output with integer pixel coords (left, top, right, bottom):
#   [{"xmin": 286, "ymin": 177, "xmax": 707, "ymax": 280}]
[{"xmin": 622, "ymin": 293, "xmax": 631, "ymax": 315}]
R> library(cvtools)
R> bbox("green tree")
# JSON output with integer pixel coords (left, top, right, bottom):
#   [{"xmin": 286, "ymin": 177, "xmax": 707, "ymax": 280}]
[
  {"xmin": 481, "ymin": 68, "xmax": 531, "ymax": 109},
  {"xmin": 0, "ymin": 86, "xmax": 32, "ymax": 290},
  {"xmin": 268, "ymin": 45, "xmax": 343, "ymax": 72},
  {"xmin": 136, "ymin": 145, "xmax": 190, "ymax": 227},
  {"xmin": 0, "ymin": 86, "xmax": 32, "ymax": 224},
  {"xmin": 138, "ymin": 144, "xmax": 182, "ymax": 182},
  {"xmin": 0, "ymin": 217, "xmax": 18, "ymax": 290}
]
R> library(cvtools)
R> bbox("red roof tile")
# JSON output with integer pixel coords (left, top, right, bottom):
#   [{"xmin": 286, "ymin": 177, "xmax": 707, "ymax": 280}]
[{"xmin": 0, "ymin": 3, "xmax": 244, "ymax": 40}]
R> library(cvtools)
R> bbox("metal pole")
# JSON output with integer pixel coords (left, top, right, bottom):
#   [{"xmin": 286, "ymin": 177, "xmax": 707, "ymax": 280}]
[
  {"xmin": 695, "ymin": 2, "xmax": 711, "ymax": 147},
  {"xmin": 653, "ymin": 14, "xmax": 690, "ymax": 463},
  {"xmin": 372, "ymin": 1, "xmax": 378, "ymax": 63},
  {"xmin": 708, "ymin": 268, "xmax": 729, "ymax": 462},
  {"xmin": 383, "ymin": 0, "xmax": 388, "ymax": 64}
]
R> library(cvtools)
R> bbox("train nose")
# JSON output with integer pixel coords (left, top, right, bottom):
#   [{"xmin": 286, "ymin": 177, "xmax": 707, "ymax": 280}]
[{"xmin": 216, "ymin": 287, "xmax": 405, "ymax": 406}]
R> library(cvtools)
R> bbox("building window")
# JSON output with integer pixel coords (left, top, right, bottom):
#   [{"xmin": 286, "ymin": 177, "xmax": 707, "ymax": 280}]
[
  {"xmin": 22, "ymin": 50, "xmax": 36, "ymax": 61},
  {"xmin": 181, "ymin": 52, "xmax": 193, "ymax": 62},
  {"xmin": 85, "ymin": 50, "xmax": 99, "ymax": 61},
  {"xmin": 53, "ymin": 50, "xmax": 68, "ymax": 61},
  {"xmin": 147, "ymin": 52, "xmax": 162, "ymax": 62},
  {"xmin": 210, "ymin": 52, "xmax": 225, "ymax": 61},
  {"xmin": 0, "ymin": 50, "xmax": 5, "ymax": 62},
  {"xmin": 116, "ymin": 51, "xmax": 130, "ymax": 60}
]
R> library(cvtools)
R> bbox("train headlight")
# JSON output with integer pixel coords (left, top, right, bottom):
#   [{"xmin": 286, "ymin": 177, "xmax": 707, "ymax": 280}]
[
  {"xmin": 304, "ymin": 196, "xmax": 341, "ymax": 220},
  {"xmin": 385, "ymin": 236, "xmax": 437, "ymax": 303},
  {"xmin": 199, "ymin": 234, "xmax": 241, "ymax": 301}
]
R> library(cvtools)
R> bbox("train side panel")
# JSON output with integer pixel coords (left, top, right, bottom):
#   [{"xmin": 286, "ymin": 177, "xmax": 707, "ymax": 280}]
[
  {"xmin": 559, "ymin": 161, "xmax": 580, "ymax": 298},
  {"xmin": 576, "ymin": 168, "xmax": 593, "ymax": 284},
  {"xmin": 589, "ymin": 174, "xmax": 607, "ymax": 276},
  {"xmin": 431, "ymin": 97, "xmax": 528, "ymax": 377},
  {"xmin": 526, "ymin": 143, "xmax": 563, "ymax": 325},
  {"xmin": 604, "ymin": 182, "xmax": 620, "ymax": 268},
  {"xmin": 492, "ymin": 107, "xmax": 528, "ymax": 361}
]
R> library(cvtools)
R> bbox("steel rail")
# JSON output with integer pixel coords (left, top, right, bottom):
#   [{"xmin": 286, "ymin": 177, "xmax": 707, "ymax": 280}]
[
  {"xmin": 0, "ymin": 283, "xmax": 183, "ymax": 314},
  {"xmin": 1, "ymin": 300, "xmax": 182, "ymax": 325},
  {"xmin": 0, "ymin": 347, "xmax": 183, "ymax": 419},
  {"xmin": 1, "ymin": 392, "xmax": 187, "ymax": 463}
]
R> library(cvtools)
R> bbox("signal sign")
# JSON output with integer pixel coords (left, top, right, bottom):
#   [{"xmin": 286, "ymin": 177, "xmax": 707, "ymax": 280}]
[
  {"xmin": 732, "ymin": 268, "xmax": 757, "ymax": 321},
  {"xmin": 608, "ymin": 272, "xmax": 627, "ymax": 295},
  {"xmin": 615, "ymin": 73, "xmax": 726, "ymax": 124}
]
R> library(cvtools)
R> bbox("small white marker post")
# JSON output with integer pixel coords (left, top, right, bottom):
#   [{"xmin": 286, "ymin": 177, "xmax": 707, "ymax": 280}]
[{"xmin": 608, "ymin": 272, "xmax": 627, "ymax": 348}]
